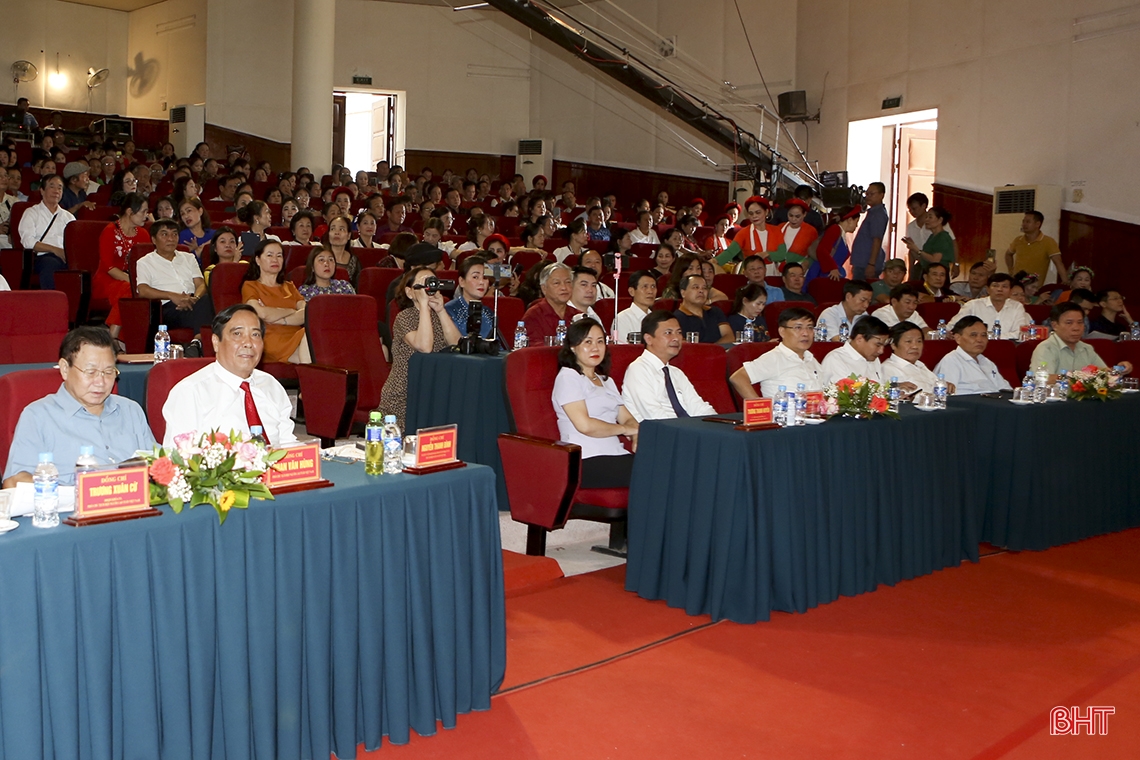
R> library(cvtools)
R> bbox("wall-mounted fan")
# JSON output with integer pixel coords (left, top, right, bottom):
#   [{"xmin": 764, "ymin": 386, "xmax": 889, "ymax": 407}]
[
  {"xmin": 86, "ymin": 67, "xmax": 109, "ymax": 112},
  {"xmin": 11, "ymin": 60, "xmax": 38, "ymax": 99}
]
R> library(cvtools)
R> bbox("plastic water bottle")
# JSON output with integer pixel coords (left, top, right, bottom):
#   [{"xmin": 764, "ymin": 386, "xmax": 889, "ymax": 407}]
[
  {"xmin": 381, "ymin": 415, "xmax": 403, "ymax": 474},
  {"xmin": 795, "ymin": 383, "xmax": 807, "ymax": 424},
  {"xmin": 154, "ymin": 324, "xmax": 171, "ymax": 362},
  {"xmin": 774, "ymin": 385, "xmax": 788, "ymax": 426},
  {"xmin": 1056, "ymin": 370, "xmax": 1069, "ymax": 396},
  {"xmin": 513, "ymin": 320, "xmax": 528, "ymax": 350},
  {"xmin": 555, "ymin": 319, "xmax": 567, "ymax": 345},
  {"xmin": 1131, "ymin": 322, "xmax": 1140, "ymax": 341},
  {"xmin": 1033, "ymin": 362, "xmax": 1049, "ymax": 403},
  {"xmin": 249, "ymin": 424, "xmax": 266, "ymax": 446},
  {"xmin": 33, "ymin": 452, "xmax": 60, "ymax": 529},
  {"xmin": 992, "ymin": 318, "xmax": 1002, "ymax": 340},
  {"xmin": 933, "ymin": 374, "xmax": 949, "ymax": 409},
  {"xmin": 1022, "ymin": 371, "xmax": 1035, "ymax": 401},
  {"xmin": 784, "ymin": 388, "xmax": 799, "ymax": 427},
  {"xmin": 364, "ymin": 411, "xmax": 384, "ymax": 475},
  {"xmin": 888, "ymin": 377, "xmax": 901, "ymax": 413},
  {"xmin": 838, "ymin": 319, "xmax": 850, "ymax": 342},
  {"xmin": 743, "ymin": 319, "xmax": 755, "ymax": 343},
  {"xmin": 75, "ymin": 445, "xmax": 98, "ymax": 474},
  {"xmin": 936, "ymin": 319, "xmax": 947, "ymax": 340},
  {"xmin": 814, "ymin": 322, "xmax": 828, "ymax": 342}
]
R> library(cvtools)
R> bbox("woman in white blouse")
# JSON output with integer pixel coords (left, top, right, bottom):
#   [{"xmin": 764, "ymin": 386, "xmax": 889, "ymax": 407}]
[
  {"xmin": 882, "ymin": 321, "xmax": 956, "ymax": 394},
  {"xmin": 552, "ymin": 318, "xmax": 638, "ymax": 488}
]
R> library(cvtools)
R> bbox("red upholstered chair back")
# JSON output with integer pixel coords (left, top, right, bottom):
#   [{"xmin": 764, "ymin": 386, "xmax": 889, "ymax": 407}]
[
  {"xmin": 146, "ymin": 358, "xmax": 214, "ymax": 441},
  {"xmin": 75, "ymin": 206, "xmax": 118, "ymax": 222},
  {"xmin": 916, "ymin": 301, "xmax": 962, "ymax": 326},
  {"xmin": 713, "ymin": 273, "xmax": 747, "ymax": 298},
  {"xmin": 809, "ymin": 342, "xmax": 842, "ymax": 364},
  {"xmin": 357, "ymin": 267, "xmax": 403, "ymax": 321},
  {"xmin": 653, "ymin": 298, "xmax": 676, "ymax": 312},
  {"xmin": 726, "ymin": 342, "xmax": 780, "ymax": 408},
  {"xmin": 1024, "ymin": 303, "xmax": 1052, "ymax": 324},
  {"xmin": 1088, "ymin": 338, "xmax": 1120, "ymax": 367},
  {"xmin": 503, "ymin": 346, "xmax": 562, "ymax": 441},
  {"xmin": 921, "ymin": 340, "xmax": 959, "ymax": 372},
  {"xmin": 509, "ymin": 250, "xmax": 546, "ymax": 273},
  {"xmin": 305, "ymin": 295, "xmax": 389, "ymax": 413},
  {"xmin": 606, "ymin": 344, "xmax": 644, "ymax": 390},
  {"xmin": 208, "ymin": 263, "xmax": 250, "ymax": 312},
  {"xmin": 283, "ymin": 245, "xmax": 313, "ymax": 272},
  {"xmin": 355, "ymin": 248, "xmax": 384, "ymax": 269},
  {"xmin": 0, "ymin": 291, "xmax": 69, "ymax": 363},
  {"xmin": 628, "ymin": 256, "xmax": 656, "ymax": 272},
  {"xmin": 7, "ymin": 202, "xmax": 33, "ymax": 252},
  {"xmin": 763, "ymin": 301, "xmax": 815, "ymax": 336},
  {"xmin": 807, "ymin": 277, "xmax": 846, "ymax": 303},
  {"xmin": 63, "ymin": 220, "xmax": 111, "ymax": 272},
  {"xmin": 480, "ymin": 295, "xmax": 524, "ymax": 335},
  {"xmin": 671, "ymin": 343, "xmax": 735, "ymax": 413},
  {"xmin": 982, "ymin": 339, "xmax": 1019, "ymax": 386},
  {"xmin": 0, "ymin": 369, "xmax": 63, "ymax": 475},
  {"xmin": 629, "ymin": 243, "xmax": 657, "ymax": 258},
  {"xmin": 1015, "ymin": 340, "xmax": 1041, "ymax": 377}
]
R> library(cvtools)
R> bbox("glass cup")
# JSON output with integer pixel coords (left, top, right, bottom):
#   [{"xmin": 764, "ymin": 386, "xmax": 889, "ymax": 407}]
[
  {"xmin": 402, "ymin": 435, "xmax": 418, "ymax": 466},
  {"xmin": 735, "ymin": 331, "xmax": 745, "ymax": 344},
  {"xmin": 171, "ymin": 344, "xmax": 185, "ymax": 360},
  {"xmin": 626, "ymin": 332, "xmax": 642, "ymax": 344},
  {"xmin": 685, "ymin": 332, "xmax": 700, "ymax": 343},
  {"xmin": 545, "ymin": 336, "xmax": 559, "ymax": 347},
  {"xmin": 914, "ymin": 392, "xmax": 934, "ymax": 408},
  {"xmin": 0, "ymin": 490, "xmax": 11, "ymax": 522}
]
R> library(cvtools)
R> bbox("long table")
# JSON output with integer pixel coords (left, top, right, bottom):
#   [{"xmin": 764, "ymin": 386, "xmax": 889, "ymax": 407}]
[
  {"xmin": 0, "ymin": 361, "xmax": 150, "ymax": 408},
  {"xmin": 0, "ymin": 461, "xmax": 506, "ymax": 760},
  {"xmin": 625, "ymin": 407, "xmax": 981, "ymax": 624}
]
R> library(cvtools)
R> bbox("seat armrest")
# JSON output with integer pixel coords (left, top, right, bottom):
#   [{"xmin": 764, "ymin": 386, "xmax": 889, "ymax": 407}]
[
  {"xmin": 497, "ymin": 433, "xmax": 582, "ymax": 530},
  {"xmin": 118, "ymin": 297, "xmax": 154, "ymax": 353},
  {"xmin": 295, "ymin": 364, "xmax": 359, "ymax": 444},
  {"xmin": 55, "ymin": 269, "xmax": 90, "ymax": 325}
]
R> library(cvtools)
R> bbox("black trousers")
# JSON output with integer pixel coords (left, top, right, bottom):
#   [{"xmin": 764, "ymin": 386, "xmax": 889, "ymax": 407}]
[
  {"xmin": 161, "ymin": 298, "xmax": 216, "ymax": 337},
  {"xmin": 580, "ymin": 454, "xmax": 634, "ymax": 489}
]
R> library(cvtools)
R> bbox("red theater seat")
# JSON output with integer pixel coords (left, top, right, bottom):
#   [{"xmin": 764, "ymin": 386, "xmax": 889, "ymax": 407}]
[
  {"xmin": 726, "ymin": 342, "xmax": 781, "ymax": 407},
  {"xmin": 807, "ymin": 277, "xmax": 846, "ymax": 303},
  {"xmin": 0, "ymin": 291, "xmax": 69, "ymax": 363},
  {"xmin": 0, "ymin": 369, "xmax": 64, "ymax": 475},
  {"xmin": 146, "ymin": 358, "xmax": 214, "ymax": 441},
  {"xmin": 916, "ymin": 301, "xmax": 962, "ymax": 327},
  {"xmin": 671, "ymin": 343, "xmax": 736, "ymax": 413}
]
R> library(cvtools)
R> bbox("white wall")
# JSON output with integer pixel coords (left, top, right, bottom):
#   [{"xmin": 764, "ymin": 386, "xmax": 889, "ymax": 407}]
[
  {"xmin": 796, "ymin": 0, "xmax": 1140, "ymax": 223},
  {"xmin": 126, "ymin": 0, "xmax": 208, "ymax": 120},
  {"xmin": 0, "ymin": 1, "xmax": 127, "ymax": 116}
]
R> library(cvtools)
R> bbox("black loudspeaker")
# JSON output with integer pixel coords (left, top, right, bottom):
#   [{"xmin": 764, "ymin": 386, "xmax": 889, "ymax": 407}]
[{"xmin": 777, "ymin": 90, "xmax": 808, "ymax": 120}]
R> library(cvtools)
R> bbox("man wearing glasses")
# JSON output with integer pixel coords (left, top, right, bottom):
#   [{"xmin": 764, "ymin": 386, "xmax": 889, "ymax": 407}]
[
  {"xmin": 3, "ymin": 327, "xmax": 154, "ymax": 488},
  {"xmin": 729, "ymin": 306, "xmax": 824, "ymax": 399}
]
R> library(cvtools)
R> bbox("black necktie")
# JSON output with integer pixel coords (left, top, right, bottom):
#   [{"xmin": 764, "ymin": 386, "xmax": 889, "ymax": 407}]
[{"xmin": 663, "ymin": 365, "xmax": 689, "ymax": 418}]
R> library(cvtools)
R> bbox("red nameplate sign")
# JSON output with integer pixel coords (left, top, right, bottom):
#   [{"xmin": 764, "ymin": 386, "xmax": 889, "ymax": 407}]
[
  {"xmin": 66, "ymin": 464, "xmax": 161, "ymax": 526},
  {"xmin": 264, "ymin": 441, "xmax": 328, "ymax": 492},
  {"xmin": 805, "ymin": 391, "xmax": 825, "ymax": 416},
  {"xmin": 404, "ymin": 424, "xmax": 466, "ymax": 475},
  {"xmin": 743, "ymin": 398, "xmax": 774, "ymax": 425}
]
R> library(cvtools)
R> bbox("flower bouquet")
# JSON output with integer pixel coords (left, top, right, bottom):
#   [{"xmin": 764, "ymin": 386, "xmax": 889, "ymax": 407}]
[
  {"xmin": 1068, "ymin": 365, "xmax": 1122, "ymax": 402},
  {"xmin": 142, "ymin": 429, "xmax": 287, "ymax": 523},
  {"xmin": 823, "ymin": 375, "xmax": 899, "ymax": 420}
]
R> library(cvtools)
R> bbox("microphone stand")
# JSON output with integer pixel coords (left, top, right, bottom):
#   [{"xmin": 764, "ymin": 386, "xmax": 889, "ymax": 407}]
[{"xmin": 611, "ymin": 254, "xmax": 623, "ymax": 343}]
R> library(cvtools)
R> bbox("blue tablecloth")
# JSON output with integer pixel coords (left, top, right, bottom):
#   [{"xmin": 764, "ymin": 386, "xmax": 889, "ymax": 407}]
[
  {"xmin": 0, "ymin": 461, "xmax": 506, "ymax": 760},
  {"xmin": 406, "ymin": 352, "xmax": 512, "ymax": 511},
  {"xmin": 625, "ymin": 407, "xmax": 981, "ymax": 624},
  {"xmin": 0, "ymin": 361, "xmax": 150, "ymax": 409}
]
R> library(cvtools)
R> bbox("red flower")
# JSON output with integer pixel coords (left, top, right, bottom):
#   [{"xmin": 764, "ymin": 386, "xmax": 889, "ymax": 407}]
[
  {"xmin": 1081, "ymin": 365, "xmax": 1099, "ymax": 374},
  {"xmin": 836, "ymin": 377, "xmax": 856, "ymax": 391},
  {"xmin": 1072, "ymin": 381, "xmax": 1085, "ymax": 392},
  {"xmin": 212, "ymin": 431, "xmax": 229, "ymax": 447},
  {"xmin": 150, "ymin": 456, "xmax": 176, "ymax": 486},
  {"xmin": 869, "ymin": 396, "xmax": 889, "ymax": 413}
]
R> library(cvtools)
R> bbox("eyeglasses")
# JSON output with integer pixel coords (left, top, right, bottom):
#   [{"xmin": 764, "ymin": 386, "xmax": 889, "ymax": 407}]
[{"xmin": 74, "ymin": 366, "xmax": 120, "ymax": 380}]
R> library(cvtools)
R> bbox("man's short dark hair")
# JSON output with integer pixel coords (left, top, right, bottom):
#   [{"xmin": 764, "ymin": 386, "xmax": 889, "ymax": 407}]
[
  {"xmin": 926, "ymin": 262, "xmax": 949, "ymax": 276},
  {"xmin": 60, "ymin": 326, "xmax": 117, "ymax": 364},
  {"xmin": 906, "ymin": 192, "xmax": 929, "ymax": 207},
  {"xmin": 889, "ymin": 320, "xmax": 924, "ymax": 346},
  {"xmin": 628, "ymin": 269, "xmax": 656, "ymax": 290},
  {"xmin": 1070, "ymin": 288, "xmax": 1096, "ymax": 304},
  {"xmin": 742, "ymin": 254, "xmax": 765, "ymax": 270},
  {"xmin": 868, "ymin": 181, "xmax": 886, "ymax": 194},
  {"xmin": 1096, "ymin": 289, "xmax": 1120, "ymax": 303},
  {"xmin": 952, "ymin": 315, "xmax": 985, "ymax": 335},
  {"xmin": 571, "ymin": 265, "xmax": 597, "ymax": 283},
  {"xmin": 889, "ymin": 284, "xmax": 918, "ymax": 302},
  {"xmin": 641, "ymin": 309, "xmax": 677, "ymax": 338},
  {"xmin": 782, "ymin": 261, "xmax": 804, "ymax": 275},
  {"xmin": 988, "ymin": 272, "xmax": 1014, "ymax": 286},
  {"xmin": 679, "ymin": 274, "xmax": 704, "ymax": 292},
  {"xmin": 212, "ymin": 303, "xmax": 265, "ymax": 338},
  {"xmin": 969, "ymin": 261, "xmax": 989, "ymax": 273},
  {"xmin": 150, "ymin": 218, "xmax": 179, "ymax": 236},
  {"xmin": 843, "ymin": 280, "xmax": 873, "ymax": 299},
  {"xmin": 1026, "ymin": 210, "xmax": 1045, "ymax": 224},
  {"xmin": 1050, "ymin": 301, "xmax": 1084, "ymax": 323},
  {"xmin": 851, "ymin": 315, "xmax": 889, "ymax": 340},
  {"xmin": 778, "ymin": 306, "xmax": 815, "ymax": 327}
]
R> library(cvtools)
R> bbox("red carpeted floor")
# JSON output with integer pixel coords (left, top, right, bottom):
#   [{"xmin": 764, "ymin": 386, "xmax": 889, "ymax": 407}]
[{"xmin": 353, "ymin": 531, "xmax": 1140, "ymax": 759}]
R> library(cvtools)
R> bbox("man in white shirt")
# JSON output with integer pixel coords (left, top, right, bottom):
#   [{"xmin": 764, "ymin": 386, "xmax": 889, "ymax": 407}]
[
  {"xmin": 948, "ymin": 273, "xmax": 1029, "ymax": 339},
  {"xmin": 163, "ymin": 304, "xmax": 298, "ymax": 447},
  {"xmin": 568, "ymin": 266, "xmax": 602, "ymax": 323},
  {"xmin": 875, "ymin": 285, "xmax": 929, "ymax": 330},
  {"xmin": 0, "ymin": 170, "xmax": 18, "ymax": 249},
  {"xmin": 902, "ymin": 192, "xmax": 957, "ymax": 271},
  {"xmin": 821, "ymin": 316, "xmax": 893, "ymax": 385},
  {"xmin": 817, "ymin": 280, "xmax": 873, "ymax": 340},
  {"xmin": 136, "ymin": 219, "xmax": 214, "ymax": 345},
  {"xmin": 628, "ymin": 210, "xmax": 661, "ymax": 246},
  {"xmin": 730, "ymin": 306, "xmax": 823, "ymax": 399},
  {"xmin": 934, "ymin": 316, "xmax": 1012, "ymax": 394},
  {"xmin": 622, "ymin": 310, "xmax": 717, "ymax": 420},
  {"xmin": 17, "ymin": 173, "xmax": 74, "ymax": 290},
  {"xmin": 614, "ymin": 270, "xmax": 657, "ymax": 343}
]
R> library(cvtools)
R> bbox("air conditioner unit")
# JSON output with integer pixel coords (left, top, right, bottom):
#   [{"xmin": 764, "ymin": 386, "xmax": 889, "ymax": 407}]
[
  {"xmin": 516, "ymin": 138, "xmax": 552, "ymax": 189},
  {"xmin": 990, "ymin": 184, "xmax": 1061, "ymax": 272},
  {"xmin": 169, "ymin": 104, "xmax": 205, "ymax": 158}
]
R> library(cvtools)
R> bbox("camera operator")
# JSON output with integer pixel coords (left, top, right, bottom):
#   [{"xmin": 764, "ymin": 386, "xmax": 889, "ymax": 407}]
[
  {"xmin": 378, "ymin": 265, "xmax": 462, "ymax": 429},
  {"xmin": 445, "ymin": 255, "xmax": 495, "ymax": 339}
]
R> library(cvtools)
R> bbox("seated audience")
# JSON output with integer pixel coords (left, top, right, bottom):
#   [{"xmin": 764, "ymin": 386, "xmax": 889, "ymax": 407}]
[
  {"xmin": 883, "ymin": 321, "xmax": 952, "ymax": 394},
  {"xmin": 379, "ymin": 266, "xmax": 462, "ymax": 429},
  {"xmin": 933, "ymin": 316, "xmax": 1012, "ymax": 394},
  {"xmin": 769, "ymin": 198, "xmax": 819, "ymax": 267},
  {"xmin": 904, "ymin": 205, "xmax": 956, "ymax": 278},
  {"xmin": 579, "ymin": 249, "xmax": 615, "ymax": 299},
  {"xmin": 444, "ymin": 255, "xmax": 494, "ymax": 339},
  {"xmin": 203, "ymin": 226, "xmax": 246, "ymax": 284},
  {"xmin": 1033, "ymin": 302, "xmax": 1132, "ymax": 378},
  {"xmin": 522, "ymin": 262, "xmax": 580, "ymax": 345},
  {"xmin": 622, "ymin": 310, "xmax": 717, "ymax": 420},
  {"xmin": 1088, "ymin": 289, "xmax": 1132, "ymax": 337},
  {"xmin": 817, "ymin": 280, "xmax": 873, "ymax": 339},
  {"xmin": 730, "ymin": 307, "xmax": 823, "ymax": 399},
  {"xmin": 652, "ymin": 243, "xmax": 676, "ymax": 278},
  {"xmin": 918, "ymin": 262, "xmax": 954, "ymax": 303},
  {"xmin": 700, "ymin": 259, "xmax": 728, "ymax": 303},
  {"xmin": 136, "ymin": 218, "xmax": 213, "ymax": 349},
  {"xmin": 740, "ymin": 254, "xmax": 785, "ymax": 304},
  {"xmin": 237, "ymin": 200, "xmax": 279, "ymax": 254},
  {"xmin": 629, "ymin": 209, "xmax": 661, "ymax": 245},
  {"xmin": 875, "ymin": 285, "xmax": 929, "ymax": 330},
  {"xmin": 61, "ymin": 161, "xmax": 96, "ymax": 214},
  {"xmin": 948, "ymin": 273, "xmax": 1029, "ymax": 338},
  {"xmin": 569, "ymin": 266, "xmax": 602, "ymax": 323},
  {"xmin": 378, "ymin": 231, "xmax": 418, "ymax": 270},
  {"xmin": 821, "ymin": 316, "xmax": 898, "ymax": 386},
  {"xmin": 615, "ymin": 269, "xmax": 658, "ymax": 344},
  {"xmin": 285, "ymin": 210, "xmax": 316, "ymax": 246},
  {"xmin": 299, "ymin": 246, "xmax": 355, "ymax": 300},
  {"xmin": 779, "ymin": 261, "xmax": 816, "ymax": 304},
  {"xmin": 323, "ymin": 214, "xmax": 362, "ymax": 286},
  {"xmin": 18, "ymin": 174, "xmax": 73, "ymax": 290},
  {"xmin": 163, "ymin": 304, "xmax": 298, "ymax": 446},
  {"xmin": 354, "ymin": 210, "xmax": 380, "ymax": 248},
  {"xmin": 726, "ymin": 282, "xmax": 770, "ymax": 341},
  {"xmin": 456, "ymin": 214, "xmax": 496, "ymax": 253},
  {"xmin": 585, "ymin": 205, "xmax": 610, "ymax": 242},
  {"xmin": 241, "ymin": 240, "xmax": 310, "ymax": 364},
  {"xmin": 1054, "ymin": 265, "xmax": 1093, "ymax": 303},
  {"xmin": 178, "ymin": 198, "xmax": 213, "ymax": 261},
  {"xmin": 3, "ymin": 327, "xmax": 155, "ymax": 488},
  {"xmin": 663, "ymin": 253, "xmax": 702, "ymax": 298},
  {"xmin": 871, "ymin": 259, "xmax": 906, "ymax": 304},
  {"xmin": 553, "ymin": 318, "xmax": 637, "ymax": 488},
  {"xmin": 673, "ymin": 274, "xmax": 732, "ymax": 344},
  {"xmin": 553, "ymin": 219, "xmax": 590, "ymax": 264},
  {"xmin": 95, "ymin": 193, "xmax": 151, "ymax": 345},
  {"xmin": 949, "ymin": 261, "xmax": 994, "ymax": 301}
]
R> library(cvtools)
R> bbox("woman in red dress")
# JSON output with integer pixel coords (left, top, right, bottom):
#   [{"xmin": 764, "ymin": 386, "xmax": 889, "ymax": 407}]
[{"xmin": 94, "ymin": 193, "xmax": 151, "ymax": 345}]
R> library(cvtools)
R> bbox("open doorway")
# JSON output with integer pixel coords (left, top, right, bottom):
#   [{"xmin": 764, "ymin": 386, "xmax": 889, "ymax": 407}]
[
  {"xmin": 846, "ymin": 109, "xmax": 938, "ymax": 267},
  {"xmin": 333, "ymin": 90, "xmax": 397, "ymax": 175}
]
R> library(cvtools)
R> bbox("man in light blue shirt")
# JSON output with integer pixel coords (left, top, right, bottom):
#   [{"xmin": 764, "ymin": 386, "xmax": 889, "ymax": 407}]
[
  {"xmin": 934, "ymin": 315, "xmax": 1012, "ymax": 395},
  {"xmin": 850, "ymin": 182, "xmax": 888, "ymax": 280},
  {"xmin": 3, "ymin": 327, "xmax": 155, "ymax": 487}
]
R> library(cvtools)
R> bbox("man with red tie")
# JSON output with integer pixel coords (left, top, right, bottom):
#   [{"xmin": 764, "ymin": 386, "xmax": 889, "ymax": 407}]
[{"xmin": 161, "ymin": 304, "xmax": 298, "ymax": 447}]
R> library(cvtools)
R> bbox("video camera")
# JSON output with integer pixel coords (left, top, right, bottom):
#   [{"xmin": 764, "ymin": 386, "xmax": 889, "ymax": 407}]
[
  {"xmin": 455, "ymin": 301, "xmax": 499, "ymax": 356},
  {"xmin": 412, "ymin": 275, "xmax": 456, "ymax": 297}
]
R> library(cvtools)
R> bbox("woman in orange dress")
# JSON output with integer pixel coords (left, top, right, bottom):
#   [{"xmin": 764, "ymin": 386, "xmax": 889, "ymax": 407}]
[
  {"xmin": 240, "ymin": 239, "xmax": 310, "ymax": 363},
  {"xmin": 94, "ymin": 193, "xmax": 151, "ymax": 345}
]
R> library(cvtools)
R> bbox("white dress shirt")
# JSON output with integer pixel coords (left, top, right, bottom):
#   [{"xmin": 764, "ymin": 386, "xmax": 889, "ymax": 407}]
[
  {"xmin": 162, "ymin": 361, "xmax": 297, "ymax": 447},
  {"xmin": 933, "ymin": 347, "xmax": 1012, "ymax": 395},
  {"xmin": 629, "ymin": 228, "xmax": 661, "ymax": 246},
  {"xmin": 882, "ymin": 353, "xmax": 939, "ymax": 393},
  {"xmin": 816, "ymin": 303, "xmax": 866, "ymax": 339},
  {"xmin": 18, "ymin": 201, "xmax": 74, "ymax": 253},
  {"xmin": 742, "ymin": 343, "xmax": 823, "ymax": 399},
  {"xmin": 136, "ymin": 250, "xmax": 204, "ymax": 305},
  {"xmin": 569, "ymin": 302, "xmax": 601, "ymax": 325},
  {"xmin": 621, "ymin": 350, "xmax": 717, "ymax": 421},
  {"xmin": 821, "ymin": 341, "xmax": 883, "ymax": 385},
  {"xmin": 905, "ymin": 219, "xmax": 955, "ymax": 248},
  {"xmin": 874, "ymin": 304, "xmax": 928, "ymax": 330},
  {"xmin": 614, "ymin": 304, "xmax": 650, "ymax": 343},
  {"xmin": 948, "ymin": 297, "xmax": 1030, "ymax": 339}
]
